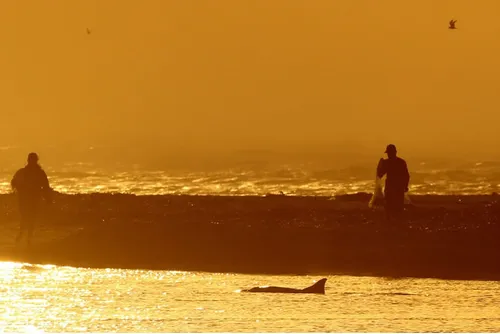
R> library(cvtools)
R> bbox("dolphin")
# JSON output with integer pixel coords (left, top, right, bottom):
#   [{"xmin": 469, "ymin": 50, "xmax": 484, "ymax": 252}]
[{"xmin": 242, "ymin": 278, "xmax": 327, "ymax": 294}]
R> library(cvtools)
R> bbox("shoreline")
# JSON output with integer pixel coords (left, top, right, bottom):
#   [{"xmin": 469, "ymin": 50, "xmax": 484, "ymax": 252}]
[{"xmin": 0, "ymin": 192, "xmax": 499, "ymax": 280}]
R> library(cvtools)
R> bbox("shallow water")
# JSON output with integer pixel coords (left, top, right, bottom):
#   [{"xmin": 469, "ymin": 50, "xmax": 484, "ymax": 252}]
[
  {"xmin": 0, "ymin": 262, "xmax": 499, "ymax": 332},
  {"xmin": 2, "ymin": 161, "xmax": 500, "ymax": 196}
]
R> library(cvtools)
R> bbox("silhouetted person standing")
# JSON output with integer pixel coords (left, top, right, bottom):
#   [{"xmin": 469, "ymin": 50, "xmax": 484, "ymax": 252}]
[
  {"xmin": 376, "ymin": 144, "xmax": 410, "ymax": 221},
  {"xmin": 11, "ymin": 153, "xmax": 52, "ymax": 246}
]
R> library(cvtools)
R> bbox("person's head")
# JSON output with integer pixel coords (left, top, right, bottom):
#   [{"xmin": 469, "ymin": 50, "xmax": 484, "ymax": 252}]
[
  {"xmin": 27, "ymin": 152, "xmax": 39, "ymax": 166},
  {"xmin": 385, "ymin": 144, "xmax": 397, "ymax": 159}
]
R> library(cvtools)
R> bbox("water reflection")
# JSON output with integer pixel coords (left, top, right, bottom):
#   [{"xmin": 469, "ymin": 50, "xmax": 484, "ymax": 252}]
[
  {"xmin": 0, "ymin": 262, "xmax": 499, "ymax": 332},
  {"xmin": 1, "ymin": 163, "xmax": 499, "ymax": 196}
]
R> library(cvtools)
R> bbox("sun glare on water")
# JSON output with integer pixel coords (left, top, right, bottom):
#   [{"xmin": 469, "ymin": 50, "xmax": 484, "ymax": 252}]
[{"xmin": 0, "ymin": 261, "xmax": 499, "ymax": 331}]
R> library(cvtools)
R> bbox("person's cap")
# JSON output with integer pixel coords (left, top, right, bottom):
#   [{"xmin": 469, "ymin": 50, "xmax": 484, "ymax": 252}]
[{"xmin": 385, "ymin": 144, "xmax": 397, "ymax": 153}]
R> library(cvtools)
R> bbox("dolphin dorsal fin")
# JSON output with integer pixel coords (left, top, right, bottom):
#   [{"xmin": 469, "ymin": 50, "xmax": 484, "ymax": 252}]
[{"xmin": 301, "ymin": 278, "xmax": 327, "ymax": 294}]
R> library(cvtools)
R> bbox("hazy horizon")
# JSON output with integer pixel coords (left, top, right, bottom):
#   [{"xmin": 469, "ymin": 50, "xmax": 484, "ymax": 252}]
[{"xmin": 2, "ymin": 0, "xmax": 500, "ymax": 165}]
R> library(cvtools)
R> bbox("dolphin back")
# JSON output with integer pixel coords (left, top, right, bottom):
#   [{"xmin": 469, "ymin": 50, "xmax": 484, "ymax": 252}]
[
  {"xmin": 242, "ymin": 278, "xmax": 327, "ymax": 294},
  {"xmin": 245, "ymin": 286, "xmax": 302, "ymax": 293}
]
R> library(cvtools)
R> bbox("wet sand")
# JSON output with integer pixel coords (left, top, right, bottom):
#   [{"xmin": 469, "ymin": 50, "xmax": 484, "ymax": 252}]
[{"xmin": 0, "ymin": 192, "xmax": 499, "ymax": 280}]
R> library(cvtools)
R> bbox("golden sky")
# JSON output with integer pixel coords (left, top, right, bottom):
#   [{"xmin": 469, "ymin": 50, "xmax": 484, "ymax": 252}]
[{"xmin": 1, "ymin": 0, "xmax": 499, "ymax": 159}]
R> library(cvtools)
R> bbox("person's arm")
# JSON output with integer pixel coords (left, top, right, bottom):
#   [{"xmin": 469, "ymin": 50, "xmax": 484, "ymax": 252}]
[
  {"xmin": 11, "ymin": 169, "xmax": 21, "ymax": 192},
  {"xmin": 41, "ymin": 170, "xmax": 50, "ymax": 190},
  {"xmin": 403, "ymin": 161, "xmax": 410, "ymax": 192},
  {"xmin": 40, "ymin": 169, "xmax": 53, "ymax": 201},
  {"xmin": 376, "ymin": 158, "xmax": 387, "ymax": 178}
]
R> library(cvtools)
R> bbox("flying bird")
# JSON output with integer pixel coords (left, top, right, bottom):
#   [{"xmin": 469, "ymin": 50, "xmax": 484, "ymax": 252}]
[
  {"xmin": 449, "ymin": 20, "xmax": 457, "ymax": 29},
  {"xmin": 86, "ymin": 28, "xmax": 92, "ymax": 35}
]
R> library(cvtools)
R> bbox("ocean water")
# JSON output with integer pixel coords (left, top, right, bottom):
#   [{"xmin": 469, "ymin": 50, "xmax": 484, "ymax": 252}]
[
  {"xmin": 1, "ymin": 161, "xmax": 500, "ymax": 196},
  {"xmin": 0, "ymin": 262, "xmax": 499, "ymax": 332}
]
